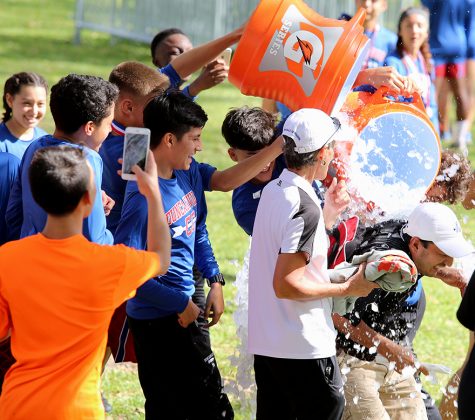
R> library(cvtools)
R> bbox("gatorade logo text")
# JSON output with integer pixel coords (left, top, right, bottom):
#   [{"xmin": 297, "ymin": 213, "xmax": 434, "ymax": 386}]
[{"xmin": 259, "ymin": 5, "xmax": 343, "ymax": 96}]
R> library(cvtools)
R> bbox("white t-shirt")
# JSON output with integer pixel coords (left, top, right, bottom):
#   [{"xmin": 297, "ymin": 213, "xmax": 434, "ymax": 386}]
[{"xmin": 248, "ymin": 169, "xmax": 337, "ymax": 359}]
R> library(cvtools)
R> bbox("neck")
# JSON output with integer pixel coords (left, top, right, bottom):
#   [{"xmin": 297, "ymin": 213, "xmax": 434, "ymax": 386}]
[
  {"xmin": 41, "ymin": 212, "xmax": 84, "ymax": 240},
  {"xmin": 365, "ymin": 20, "xmax": 378, "ymax": 32},
  {"xmin": 153, "ymin": 148, "xmax": 174, "ymax": 179},
  {"xmin": 289, "ymin": 165, "xmax": 319, "ymax": 184},
  {"xmin": 53, "ymin": 129, "xmax": 80, "ymax": 145},
  {"xmin": 5, "ymin": 119, "xmax": 34, "ymax": 140},
  {"xmin": 405, "ymin": 47, "xmax": 419, "ymax": 59}
]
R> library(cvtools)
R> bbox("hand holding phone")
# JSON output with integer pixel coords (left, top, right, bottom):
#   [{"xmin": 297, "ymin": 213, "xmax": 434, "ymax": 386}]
[
  {"xmin": 122, "ymin": 127, "xmax": 151, "ymax": 181},
  {"xmin": 218, "ymin": 48, "xmax": 232, "ymax": 67}
]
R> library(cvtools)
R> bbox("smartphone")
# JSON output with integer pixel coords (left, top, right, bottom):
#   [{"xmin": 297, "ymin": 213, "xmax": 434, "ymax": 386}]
[
  {"xmin": 219, "ymin": 47, "xmax": 232, "ymax": 67},
  {"xmin": 121, "ymin": 127, "xmax": 150, "ymax": 181}
]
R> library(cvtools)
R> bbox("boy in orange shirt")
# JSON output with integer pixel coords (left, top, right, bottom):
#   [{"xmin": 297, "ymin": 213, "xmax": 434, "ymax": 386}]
[{"xmin": 0, "ymin": 145, "xmax": 170, "ymax": 419}]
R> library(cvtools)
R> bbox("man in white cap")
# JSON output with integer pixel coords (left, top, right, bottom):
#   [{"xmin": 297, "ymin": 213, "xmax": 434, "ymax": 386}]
[
  {"xmin": 248, "ymin": 108, "xmax": 377, "ymax": 420},
  {"xmin": 334, "ymin": 202, "xmax": 474, "ymax": 420}
]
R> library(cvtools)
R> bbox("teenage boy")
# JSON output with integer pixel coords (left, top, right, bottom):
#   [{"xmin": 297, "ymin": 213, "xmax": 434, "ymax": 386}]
[
  {"xmin": 0, "ymin": 145, "xmax": 170, "ymax": 419},
  {"xmin": 248, "ymin": 109, "xmax": 376, "ymax": 420},
  {"xmin": 6, "ymin": 74, "xmax": 118, "ymax": 244},
  {"xmin": 334, "ymin": 202, "xmax": 474, "ymax": 419}
]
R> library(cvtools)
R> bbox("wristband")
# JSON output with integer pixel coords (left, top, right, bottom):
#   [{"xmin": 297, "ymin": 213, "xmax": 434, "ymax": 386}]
[{"xmin": 206, "ymin": 273, "xmax": 225, "ymax": 287}]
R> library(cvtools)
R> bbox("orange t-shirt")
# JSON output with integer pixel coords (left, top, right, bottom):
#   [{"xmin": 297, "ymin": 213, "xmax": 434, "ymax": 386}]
[{"xmin": 0, "ymin": 234, "xmax": 160, "ymax": 420}]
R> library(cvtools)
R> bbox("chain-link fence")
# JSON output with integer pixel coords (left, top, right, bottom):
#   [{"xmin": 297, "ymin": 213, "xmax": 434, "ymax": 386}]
[{"xmin": 74, "ymin": 0, "xmax": 415, "ymax": 46}]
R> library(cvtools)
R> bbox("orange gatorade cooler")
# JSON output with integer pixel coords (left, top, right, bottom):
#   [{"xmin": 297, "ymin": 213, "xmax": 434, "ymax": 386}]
[
  {"xmin": 329, "ymin": 87, "xmax": 441, "ymax": 216},
  {"xmin": 229, "ymin": 0, "xmax": 370, "ymax": 115}
]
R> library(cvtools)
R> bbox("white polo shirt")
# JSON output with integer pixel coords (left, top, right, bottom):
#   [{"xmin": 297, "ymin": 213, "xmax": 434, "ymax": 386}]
[{"xmin": 248, "ymin": 169, "xmax": 337, "ymax": 359}]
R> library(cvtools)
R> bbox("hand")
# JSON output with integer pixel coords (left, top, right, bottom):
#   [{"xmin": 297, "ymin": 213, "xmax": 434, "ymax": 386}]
[
  {"xmin": 101, "ymin": 190, "xmax": 115, "ymax": 216},
  {"xmin": 434, "ymin": 266, "xmax": 468, "ymax": 296},
  {"xmin": 204, "ymin": 283, "xmax": 225, "ymax": 328},
  {"xmin": 357, "ymin": 67, "xmax": 406, "ymax": 92},
  {"xmin": 188, "ymin": 59, "xmax": 228, "ymax": 96},
  {"xmin": 178, "ymin": 299, "xmax": 201, "ymax": 328},
  {"xmin": 117, "ymin": 151, "xmax": 159, "ymax": 199},
  {"xmin": 402, "ymin": 76, "xmax": 421, "ymax": 94},
  {"xmin": 343, "ymin": 263, "xmax": 379, "ymax": 297},
  {"xmin": 323, "ymin": 178, "xmax": 350, "ymax": 229}
]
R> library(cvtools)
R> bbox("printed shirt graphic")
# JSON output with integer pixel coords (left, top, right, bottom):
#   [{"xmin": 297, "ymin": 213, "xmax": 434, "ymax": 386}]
[{"xmin": 117, "ymin": 159, "xmax": 219, "ymax": 320}]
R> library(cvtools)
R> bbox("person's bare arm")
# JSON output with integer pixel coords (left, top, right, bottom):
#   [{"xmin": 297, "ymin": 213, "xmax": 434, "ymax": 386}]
[
  {"xmin": 273, "ymin": 255, "xmax": 376, "ymax": 300},
  {"xmin": 209, "ymin": 136, "xmax": 284, "ymax": 192},
  {"xmin": 353, "ymin": 67, "xmax": 411, "ymax": 92},
  {"xmin": 332, "ymin": 314, "xmax": 428, "ymax": 375},
  {"xmin": 171, "ymin": 26, "xmax": 243, "ymax": 80}
]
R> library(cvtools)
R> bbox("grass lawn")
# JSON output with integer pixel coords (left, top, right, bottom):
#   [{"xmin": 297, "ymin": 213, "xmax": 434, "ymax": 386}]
[{"xmin": 1, "ymin": 1, "xmax": 474, "ymax": 419}]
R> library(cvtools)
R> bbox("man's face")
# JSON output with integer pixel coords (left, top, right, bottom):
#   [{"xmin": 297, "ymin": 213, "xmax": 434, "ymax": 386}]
[
  {"xmin": 229, "ymin": 147, "xmax": 275, "ymax": 184},
  {"xmin": 90, "ymin": 105, "xmax": 114, "ymax": 151},
  {"xmin": 355, "ymin": 0, "xmax": 387, "ymax": 24},
  {"xmin": 153, "ymin": 34, "xmax": 193, "ymax": 69},
  {"xmin": 171, "ymin": 127, "xmax": 203, "ymax": 170},
  {"xmin": 411, "ymin": 239, "xmax": 454, "ymax": 277}
]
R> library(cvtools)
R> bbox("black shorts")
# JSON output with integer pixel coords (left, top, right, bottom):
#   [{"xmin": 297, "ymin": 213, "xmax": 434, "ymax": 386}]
[{"xmin": 254, "ymin": 354, "xmax": 345, "ymax": 420}]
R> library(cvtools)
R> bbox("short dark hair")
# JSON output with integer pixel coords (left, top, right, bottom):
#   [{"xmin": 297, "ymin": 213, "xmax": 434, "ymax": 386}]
[
  {"xmin": 50, "ymin": 74, "xmax": 118, "ymax": 134},
  {"xmin": 2, "ymin": 72, "xmax": 48, "ymax": 122},
  {"xmin": 282, "ymin": 135, "xmax": 318, "ymax": 169},
  {"xmin": 150, "ymin": 28, "xmax": 186, "ymax": 62},
  {"xmin": 143, "ymin": 90, "xmax": 208, "ymax": 149},
  {"xmin": 221, "ymin": 106, "xmax": 276, "ymax": 151},
  {"xmin": 109, "ymin": 61, "xmax": 169, "ymax": 98},
  {"xmin": 29, "ymin": 146, "xmax": 91, "ymax": 215}
]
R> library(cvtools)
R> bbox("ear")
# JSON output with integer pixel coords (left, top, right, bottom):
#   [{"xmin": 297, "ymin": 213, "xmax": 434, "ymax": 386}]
[
  {"xmin": 163, "ymin": 133, "xmax": 175, "ymax": 148},
  {"xmin": 119, "ymin": 98, "xmax": 134, "ymax": 116},
  {"xmin": 5, "ymin": 93, "xmax": 14, "ymax": 109},
  {"xmin": 408, "ymin": 236, "xmax": 423, "ymax": 255},
  {"xmin": 227, "ymin": 148, "xmax": 238, "ymax": 162},
  {"xmin": 84, "ymin": 121, "xmax": 95, "ymax": 137}
]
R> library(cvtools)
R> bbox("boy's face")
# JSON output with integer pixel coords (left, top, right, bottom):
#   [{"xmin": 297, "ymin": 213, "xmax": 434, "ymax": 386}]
[
  {"xmin": 228, "ymin": 147, "xmax": 275, "ymax": 184},
  {"xmin": 355, "ymin": 0, "xmax": 387, "ymax": 24},
  {"xmin": 153, "ymin": 34, "xmax": 193, "ymax": 69},
  {"xmin": 170, "ymin": 126, "xmax": 203, "ymax": 170},
  {"xmin": 90, "ymin": 105, "xmax": 114, "ymax": 151}
]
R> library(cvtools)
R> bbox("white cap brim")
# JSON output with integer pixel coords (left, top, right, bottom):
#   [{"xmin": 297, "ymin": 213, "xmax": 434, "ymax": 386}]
[{"xmin": 435, "ymin": 237, "xmax": 475, "ymax": 258}]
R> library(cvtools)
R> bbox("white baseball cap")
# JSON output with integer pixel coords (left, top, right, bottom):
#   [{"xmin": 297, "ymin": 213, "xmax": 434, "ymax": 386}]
[
  {"xmin": 404, "ymin": 202, "xmax": 474, "ymax": 258},
  {"xmin": 282, "ymin": 108, "xmax": 341, "ymax": 154}
]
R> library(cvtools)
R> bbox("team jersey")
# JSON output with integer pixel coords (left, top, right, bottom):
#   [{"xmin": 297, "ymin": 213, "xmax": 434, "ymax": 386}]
[
  {"xmin": 363, "ymin": 26, "xmax": 398, "ymax": 69},
  {"xmin": 422, "ymin": 0, "xmax": 468, "ymax": 61},
  {"xmin": 385, "ymin": 51, "xmax": 439, "ymax": 132},
  {"xmin": 6, "ymin": 135, "xmax": 113, "ymax": 245},
  {"xmin": 116, "ymin": 159, "xmax": 219, "ymax": 320},
  {"xmin": 0, "ymin": 153, "xmax": 20, "ymax": 245},
  {"xmin": 0, "ymin": 123, "xmax": 47, "ymax": 161}
]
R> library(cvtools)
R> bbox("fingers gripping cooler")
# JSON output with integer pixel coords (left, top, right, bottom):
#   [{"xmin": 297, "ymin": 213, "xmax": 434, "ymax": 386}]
[
  {"xmin": 229, "ymin": 0, "xmax": 370, "ymax": 115},
  {"xmin": 330, "ymin": 87, "xmax": 442, "ymax": 216}
]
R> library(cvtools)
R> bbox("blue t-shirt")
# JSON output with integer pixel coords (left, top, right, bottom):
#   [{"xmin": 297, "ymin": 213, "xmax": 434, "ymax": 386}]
[
  {"xmin": 0, "ymin": 153, "xmax": 20, "ymax": 245},
  {"xmin": 116, "ymin": 159, "xmax": 219, "ymax": 319},
  {"xmin": 6, "ymin": 135, "xmax": 113, "ymax": 244},
  {"xmin": 159, "ymin": 64, "xmax": 196, "ymax": 99},
  {"xmin": 99, "ymin": 120, "xmax": 217, "ymax": 234},
  {"xmin": 0, "ymin": 122, "xmax": 47, "ymax": 161},
  {"xmin": 465, "ymin": 0, "xmax": 475, "ymax": 59},
  {"xmin": 422, "ymin": 0, "xmax": 468, "ymax": 62},
  {"xmin": 363, "ymin": 26, "xmax": 398, "ymax": 69},
  {"xmin": 384, "ymin": 51, "xmax": 439, "ymax": 133}
]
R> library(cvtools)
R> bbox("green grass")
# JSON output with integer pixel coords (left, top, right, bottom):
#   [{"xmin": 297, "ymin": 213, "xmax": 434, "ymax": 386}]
[{"xmin": 1, "ymin": 1, "xmax": 474, "ymax": 419}]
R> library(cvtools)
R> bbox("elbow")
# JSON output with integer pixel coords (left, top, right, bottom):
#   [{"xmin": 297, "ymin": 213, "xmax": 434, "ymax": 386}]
[{"xmin": 273, "ymin": 281, "xmax": 290, "ymax": 299}]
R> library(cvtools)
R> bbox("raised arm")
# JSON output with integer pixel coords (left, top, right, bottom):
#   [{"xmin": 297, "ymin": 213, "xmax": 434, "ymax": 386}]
[
  {"xmin": 210, "ymin": 136, "xmax": 284, "ymax": 192},
  {"xmin": 171, "ymin": 26, "xmax": 243, "ymax": 80}
]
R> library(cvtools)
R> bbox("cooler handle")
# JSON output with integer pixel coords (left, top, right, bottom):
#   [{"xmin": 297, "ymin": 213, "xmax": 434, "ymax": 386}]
[{"xmin": 369, "ymin": 86, "xmax": 426, "ymax": 112}]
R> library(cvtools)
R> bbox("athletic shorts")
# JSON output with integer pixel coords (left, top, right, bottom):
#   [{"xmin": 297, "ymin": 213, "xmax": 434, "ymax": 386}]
[{"xmin": 435, "ymin": 62, "xmax": 466, "ymax": 78}]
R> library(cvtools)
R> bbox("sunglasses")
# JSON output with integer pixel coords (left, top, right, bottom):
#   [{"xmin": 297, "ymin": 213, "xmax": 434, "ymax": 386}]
[{"xmin": 321, "ymin": 117, "xmax": 341, "ymax": 150}]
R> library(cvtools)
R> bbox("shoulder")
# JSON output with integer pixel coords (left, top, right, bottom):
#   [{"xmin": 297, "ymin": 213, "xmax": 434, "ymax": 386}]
[
  {"xmin": 384, "ymin": 52, "xmax": 404, "ymax": 69},
  {"xmin": 380, "ymin": 27, "xmax": 397, "ymax": 43},
  {"xmin": 33, "ymin": 127, "xmax": 48, "ymax": 139}
]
